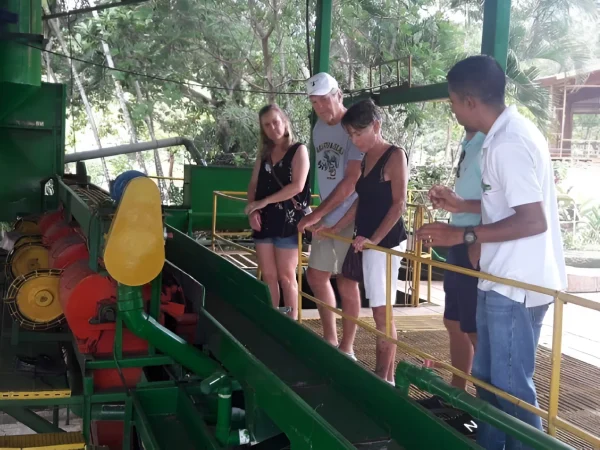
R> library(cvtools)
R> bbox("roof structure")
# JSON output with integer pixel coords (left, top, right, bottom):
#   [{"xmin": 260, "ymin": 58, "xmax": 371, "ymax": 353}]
[{"xmin": 538, "ymin": 67, "xmax": 600, "ymax": 162}]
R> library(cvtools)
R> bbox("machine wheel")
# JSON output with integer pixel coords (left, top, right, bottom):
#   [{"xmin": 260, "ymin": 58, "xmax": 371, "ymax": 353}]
[
  {"xmin": 13, "ymin": 235, "xmax": 43, "ymax": 250},
  {"xmin": 4, "ymin": 269, "xmax": 65, "ymax": 330},
  {"xmin": 13, "ymin": 217, "xmax": 41, "ymax": 235},
  {"xmin": 5, "ymin": 242, "xmax": 50, "ymax": 280}
]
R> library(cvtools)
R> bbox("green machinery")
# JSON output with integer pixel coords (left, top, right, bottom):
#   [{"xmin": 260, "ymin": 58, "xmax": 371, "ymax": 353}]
[{"xmin": 0, "ymin": 0, "xmax": 574, "ymax": 449}]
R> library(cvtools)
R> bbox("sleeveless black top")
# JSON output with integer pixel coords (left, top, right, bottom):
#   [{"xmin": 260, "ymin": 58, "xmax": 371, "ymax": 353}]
[
  {"xmin": 253, "ymin": 143, "xmax": 311, "ymax": 239},
  {"xmin": 355, "ymin": 145, "xmax": 408, "ymax": 249}
]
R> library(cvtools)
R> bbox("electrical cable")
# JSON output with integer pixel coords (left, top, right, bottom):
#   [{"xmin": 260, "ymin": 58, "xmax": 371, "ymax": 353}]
[{"xmin": 21, "ymin": 41, "xmax": 307, "ymax": 96}]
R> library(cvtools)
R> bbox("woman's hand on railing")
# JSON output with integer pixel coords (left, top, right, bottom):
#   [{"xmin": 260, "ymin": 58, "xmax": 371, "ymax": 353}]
[
  {"xmin": 352, "ymin": 236, "xmax": 375, "ymax": 253},
  {"xmin": 245, "ymin": 199, "xmax": 268, "ymax": 216},
  {"xmin": 248, "ymin": 211, "xmax": 262, "ymax": 231}
]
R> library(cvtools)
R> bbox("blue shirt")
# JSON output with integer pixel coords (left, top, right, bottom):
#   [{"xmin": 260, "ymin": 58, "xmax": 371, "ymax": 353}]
[{"xmin": 451, "ymin": 132, "xmax": 484, "ymax": 227}]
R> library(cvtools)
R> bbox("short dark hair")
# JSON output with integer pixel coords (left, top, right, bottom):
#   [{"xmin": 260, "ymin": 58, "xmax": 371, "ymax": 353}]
[
  {"xmin": 341, "ymin": 99, "xmax": 382, "ymax": 130},
  {"xmin": 447, "ymin": 55, "xmax": 506, "ymax": 105}
]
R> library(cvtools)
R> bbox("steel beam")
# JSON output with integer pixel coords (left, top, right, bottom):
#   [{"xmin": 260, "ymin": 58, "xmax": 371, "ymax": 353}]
[
  {"xmin": 481, "ymin": 0, "xmax": 512, "ymax": 69},
  {"xmin": 2, "ymin": 407, "xmax": 65, "ymax": 434},
  {"xmin": 308, "ymin": 0, "xmax": 333, "ymax": 195},
  {"xmin": 348, "ymin": 82, "xmax": 449, "ymax": 107},
  {"xmin": 64, "ymin": 137, "xmax": 206, "ymax": 166}
]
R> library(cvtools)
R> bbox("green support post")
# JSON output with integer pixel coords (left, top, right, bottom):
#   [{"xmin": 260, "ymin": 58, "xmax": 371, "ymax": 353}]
[
  {"xmin": 313, "ymin": 0, "xmax": 333, "ymax": 75},
  {"xmin": 481, "ymin": 0, "xmax": 512, "ymax": 69},
  {"xmin": 308, "ymin": 0, "xmax": 333, "ymax": 195}
]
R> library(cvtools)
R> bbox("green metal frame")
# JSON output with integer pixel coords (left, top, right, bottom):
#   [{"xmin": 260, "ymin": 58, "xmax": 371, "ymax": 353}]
[
  {"xmin": 308, "ymin": 0, "xmax": 333, "ymax": 194},
  {"xmin": 320, "ymin": 0, "xmax": 512, "ymax": 108}
]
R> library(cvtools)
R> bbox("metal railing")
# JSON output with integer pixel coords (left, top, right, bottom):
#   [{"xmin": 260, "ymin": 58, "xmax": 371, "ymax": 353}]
[
  {"xmin": 209, "ymin": 189, "xmax": 600, "ymax": 448},
  {"xmin": 211, "ymin": 190, "xmax": 433, "ymax": 307},
  {"xmin": 295, "ymin": 234, "xmax": 600, "ymax": 448}
]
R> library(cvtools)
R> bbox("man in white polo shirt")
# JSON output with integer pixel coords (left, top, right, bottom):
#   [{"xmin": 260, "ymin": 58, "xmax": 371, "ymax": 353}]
[{"xmin": 416, "ymin": 55, "xmax": 566, "ymax": 449}]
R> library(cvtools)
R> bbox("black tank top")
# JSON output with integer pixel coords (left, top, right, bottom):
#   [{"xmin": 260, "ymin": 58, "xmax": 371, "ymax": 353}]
[
  {"xmin": 253, "ymin": 143, "xmax": 311, "ymax": 239},
  {"xmin": 355, "ymin": 145, "xmax": 408, "ymax": 249}
]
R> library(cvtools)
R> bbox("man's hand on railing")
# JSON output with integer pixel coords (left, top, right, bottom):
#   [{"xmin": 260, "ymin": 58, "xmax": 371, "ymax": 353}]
[
  {"xmin": 310, "ymin": 223, "xmax": 337, "ymax": 238},
  {"xmin": 298, "ymin": 213, "xmax": 320, "ymax": 233}
]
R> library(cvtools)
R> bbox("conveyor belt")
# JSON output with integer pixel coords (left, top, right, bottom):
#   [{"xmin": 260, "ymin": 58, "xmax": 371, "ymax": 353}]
[{"xmin": 204, "ymin": 294, "xmax": 405, "ymax": 449}]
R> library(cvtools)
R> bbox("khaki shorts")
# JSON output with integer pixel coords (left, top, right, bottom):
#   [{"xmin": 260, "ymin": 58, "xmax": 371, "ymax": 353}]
[{"xmin": 308, "ymin": 222, "xmax": 355, "ymax": 274}]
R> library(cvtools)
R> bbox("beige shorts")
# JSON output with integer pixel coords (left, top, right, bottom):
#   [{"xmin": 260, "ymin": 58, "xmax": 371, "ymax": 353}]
[{"xmin": 308, "ymin": 222, "xmax": 355, "ymax": 274}]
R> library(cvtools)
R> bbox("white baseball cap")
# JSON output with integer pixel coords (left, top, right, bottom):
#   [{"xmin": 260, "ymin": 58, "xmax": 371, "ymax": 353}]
[{"xmin": 306, "ymin": 72, "xmax": 339, "ymax": 96}]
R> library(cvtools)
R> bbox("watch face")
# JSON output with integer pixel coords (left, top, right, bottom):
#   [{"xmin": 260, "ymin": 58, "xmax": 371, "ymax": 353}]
[{"xmin": 465, "ymin": 231, "xmax": 476, "ymax": 244}]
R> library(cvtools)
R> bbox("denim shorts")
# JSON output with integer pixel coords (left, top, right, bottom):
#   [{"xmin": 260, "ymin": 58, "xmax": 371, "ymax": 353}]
[{"xmin": 254, "ymin": 234, "xmax": 298, "ymax": 249}]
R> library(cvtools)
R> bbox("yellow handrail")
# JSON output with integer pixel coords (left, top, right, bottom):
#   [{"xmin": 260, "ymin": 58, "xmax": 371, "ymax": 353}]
[{"xmin": 209, "ymin": 189, "xmax": 600, "ymax": 448}]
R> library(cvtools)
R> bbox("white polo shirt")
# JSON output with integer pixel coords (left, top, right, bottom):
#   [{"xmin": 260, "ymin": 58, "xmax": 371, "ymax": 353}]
[{"xmin": 478, "ymin": 105, "xmax": 567, "ymax": 307}]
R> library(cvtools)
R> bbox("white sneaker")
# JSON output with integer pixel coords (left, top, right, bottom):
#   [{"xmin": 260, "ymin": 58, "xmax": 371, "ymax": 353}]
[{"xmin": 337, "ymin": 345, "xmax": 358, "ymax": 362}]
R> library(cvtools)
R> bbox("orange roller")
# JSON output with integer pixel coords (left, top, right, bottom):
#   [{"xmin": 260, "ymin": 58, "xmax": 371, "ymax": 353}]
[
  {"xmin": 59, "ymin": 260, "xmax": 116, "ymax": 343},
  {"xmin": 59, "ymin": 260, "xmax": 149, "ymax": 390}
]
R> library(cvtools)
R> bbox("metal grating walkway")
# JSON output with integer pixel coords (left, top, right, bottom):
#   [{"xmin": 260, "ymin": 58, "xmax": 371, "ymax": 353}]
[{"xmin": 302, "ymin": 316, "xmax": 600, "ymax": 450}]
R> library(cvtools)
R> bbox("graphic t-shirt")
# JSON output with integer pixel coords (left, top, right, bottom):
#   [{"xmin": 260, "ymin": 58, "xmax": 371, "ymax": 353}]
[{"xmin": 313, "ymin": 119, "xmax": 364, "ymax": 226}]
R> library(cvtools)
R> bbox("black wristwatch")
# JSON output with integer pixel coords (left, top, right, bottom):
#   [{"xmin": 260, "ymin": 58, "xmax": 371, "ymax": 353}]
[{"xmin": 464, "ymin": 226, "xmax": 477, "ymax": 246}]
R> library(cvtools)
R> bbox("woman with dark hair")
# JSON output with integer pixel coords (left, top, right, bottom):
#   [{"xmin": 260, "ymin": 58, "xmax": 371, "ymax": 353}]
[
  {"xmin": 318, "ymin": 99, "xmax": 408, "ymax": 383},
  {"xmin": 244, "ymin": 104, "xmax": 311, "ymax": 320}
]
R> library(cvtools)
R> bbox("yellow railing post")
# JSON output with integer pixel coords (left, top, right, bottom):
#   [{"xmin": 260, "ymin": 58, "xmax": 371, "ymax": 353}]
[
  {"xmin": 385, "ymin": 252, "xmax": 392, "ymax": 337},
  {"xmin": 297, "ymin": 231, "xmax": 303, "ymax": 323},
  {"xmin": 411, "ymin": 206, "xmax": 423, "ymax": 307},
  {"xmin": 548, "ymin": 296, "xmax": 564, "ymax": 436},
  {"xmin": 211, "ymin": 191, "xmax": 218, "ymax": 252}
]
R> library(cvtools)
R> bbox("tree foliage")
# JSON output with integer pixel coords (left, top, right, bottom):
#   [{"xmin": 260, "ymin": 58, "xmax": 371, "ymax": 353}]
[{"xmin": 44, "ymin": 0, "xmax": 599, "ymax": 191}]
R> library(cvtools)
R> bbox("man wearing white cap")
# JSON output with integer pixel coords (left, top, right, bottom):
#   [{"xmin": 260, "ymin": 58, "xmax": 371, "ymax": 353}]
[{"xmin": 298, "ymin": 72, "xmax": 363, "ymax": 360}]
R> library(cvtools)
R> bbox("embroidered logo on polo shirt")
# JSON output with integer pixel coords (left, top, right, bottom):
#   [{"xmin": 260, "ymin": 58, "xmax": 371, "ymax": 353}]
[{"xmin": 482, "ymin": 181, "xmax": 492, "ymax": 192}]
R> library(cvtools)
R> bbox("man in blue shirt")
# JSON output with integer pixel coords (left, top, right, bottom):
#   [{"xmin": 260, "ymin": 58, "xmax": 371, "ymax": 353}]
[{"xmin": 420, "ymin": 127, "xmax": 483, "ymax": 408}]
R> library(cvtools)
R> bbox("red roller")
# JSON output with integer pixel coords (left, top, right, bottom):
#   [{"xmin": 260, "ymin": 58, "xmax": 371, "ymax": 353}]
[
  {"xmin": 49, "ymin": 234, "xmax": 89, "ymax": 269},
  {"xmin": 43, "ymin": 220, "xmax": 78, "ymax": 246},
  {"xmin": 38, "ymin": 210, "xmax": 64, "ymax": 236}
]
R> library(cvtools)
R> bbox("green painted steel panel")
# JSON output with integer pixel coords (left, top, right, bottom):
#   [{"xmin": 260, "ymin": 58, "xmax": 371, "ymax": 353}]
[
  {"xmin": 0, "ymin": 0, "xmax": 42, "ymax": 120},
  {"xmin": 184, "ymin": 165, "xmax": 252, "ymax": 231},
  {"xmin": 481, "ymin": 0, "xmax": 512, "ymax": 69},
  {"xmin": 0, "ymin": 0, "xmax": 42, "ymax": 85},
  {"xmin": 164, "ymin": 207, "xmax": 189, "ymax": 232},
  {"xmin": 0, "ymin": 83, "xmax": 66, "ymax": 220}
]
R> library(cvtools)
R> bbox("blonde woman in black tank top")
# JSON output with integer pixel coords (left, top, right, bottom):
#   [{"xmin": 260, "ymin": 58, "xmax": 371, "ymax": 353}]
[
  {"xmin": 245, "ymin": 104, "xmax": 311, "ymax": 320},
  {"xmin": 315, "ymin": 99, "xmax": 409, "ymax": 384}
]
